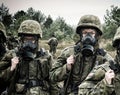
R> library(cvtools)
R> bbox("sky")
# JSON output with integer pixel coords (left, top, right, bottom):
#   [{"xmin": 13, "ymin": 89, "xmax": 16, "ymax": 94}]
[{"xmin": 0, "ymin": 0, "xmax": 120, "ymax": 26}]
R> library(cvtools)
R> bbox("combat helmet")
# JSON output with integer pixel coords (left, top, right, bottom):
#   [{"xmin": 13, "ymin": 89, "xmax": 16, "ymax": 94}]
[
  {"xmin": 76, "ymin": 15, "xmax": 102, "ymax": 36},
  {"xmin": 113, "ymin": 27, "xmax": 120, "ymax": 48},
  {"xmin": 18, "ymin": 20, "xmax": 42, "ymax": 38},
  {"xmin": 0, "ymin": 22, "xmax": 7, "ymax": 42}
]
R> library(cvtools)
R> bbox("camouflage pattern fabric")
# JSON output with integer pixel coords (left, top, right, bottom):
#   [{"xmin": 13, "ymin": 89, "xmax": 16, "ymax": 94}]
[
  {"xmin": 26, "ymin": 87, "xmax": 49, "ymax": 95},
  {"xmin": 7, "ymin": 49, "xmax": 54, "ymax": 95},
  {"xmin": 18, "ymin": 20, "xmax": 42, "ymax": 38},
  {"xmin": 78, "ymin": 26, "xmax": 120, "ymax": 95},
  {"xmin": 50, "ymin": 14, "xmax": 113, "ymax": 95},
  {"xmin": 76, "ymin": 15, "xmax": 102, "ymax": 36},
  {"xmin": 78, "ymin": 63, "xmax": 115, "ymax": 95},
  {"xmin": 0, "ymin": 22, "xmax": 10, "ymax": 94},
  {"xmin": 74, "ymin": 15, "xmax": 103, "ymax": 44},
  {"xmin": 6, "ymin": 20, "xmax": 60, "ymax": 95},
  {"xmin": 50, "ymin": 45, "xmax": 111, "ymax": 95}
]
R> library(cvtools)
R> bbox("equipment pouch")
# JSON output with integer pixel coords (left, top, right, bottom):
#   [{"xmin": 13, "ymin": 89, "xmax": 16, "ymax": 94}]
[{"xmin": 15, "ymin": 83, "xmax": 26, "ymax": 93}]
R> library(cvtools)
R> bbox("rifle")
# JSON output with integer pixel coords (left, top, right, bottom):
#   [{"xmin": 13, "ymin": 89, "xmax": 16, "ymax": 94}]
[{"xmin": 7, "ymin": 49, "xmax": 20, "ymax": 95}]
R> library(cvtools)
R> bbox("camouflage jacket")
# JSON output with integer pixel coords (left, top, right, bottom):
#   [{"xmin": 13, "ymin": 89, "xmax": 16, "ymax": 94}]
[
  {"xmin": 0, "ymin": 49, "xmax": 14, "ymax": 79},
  {"xmin": 50, "ymin": 45, "xmax": 112, "ymax": 94},
  {"xmin": 0, "ymin": 49, "xmax": 13, "ymax": 94},
  {"xmin": 78, "ymin": 62, "xmax": 119, "ymax": 95},
  {"xmin": 6, "ymin": 48, "xmax": 57, "ymax": 95}
]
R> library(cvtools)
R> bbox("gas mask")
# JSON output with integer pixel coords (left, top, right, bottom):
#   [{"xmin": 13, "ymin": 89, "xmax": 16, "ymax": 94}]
[
  {"xmin": 81, "ymin": 33, "xmax": 96, "ymax": 57},
  {"xmin": 20, "ymin": 40, "xmax": 38, "ymax": 60}
]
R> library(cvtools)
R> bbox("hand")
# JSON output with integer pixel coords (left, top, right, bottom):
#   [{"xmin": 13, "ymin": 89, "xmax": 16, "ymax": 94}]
[
  {"xmin": 11, "ymin": 57, "xmax": 19, "ymax": 71},
  {"xmin": 66, "ymin": 55, "xmax": 75, "ymax": 70},
  {"xmin": 105, "ymin": 69, "xmax": 115, "ymax": 84}
]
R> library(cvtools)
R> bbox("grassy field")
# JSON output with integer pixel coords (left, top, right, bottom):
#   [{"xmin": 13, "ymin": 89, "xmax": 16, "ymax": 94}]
[{"xmin": 41, "ymin": 39, "xmax": 116, "ymax": 58}]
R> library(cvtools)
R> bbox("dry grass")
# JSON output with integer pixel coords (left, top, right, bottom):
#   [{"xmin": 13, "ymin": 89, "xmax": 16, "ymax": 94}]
[
  {"xmin": 40, "ymin": 40, "xmax": 74, "ymax": 57},
  {"xmin": 100, "ymin": 39, "xmax": 115, "ymax": 57}
]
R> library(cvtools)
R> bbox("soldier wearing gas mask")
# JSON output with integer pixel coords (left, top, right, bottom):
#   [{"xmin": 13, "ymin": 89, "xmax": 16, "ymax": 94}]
[
  {"xmin": 78, "ymin": 26, "xmax": 120, "ymax": 95},
  {"xmin": 6, "ymin": 20, "xmax": 56, "ymax": 95},
  {"xmin": 50, "ymin": 15, "xmax": 112, "ymax": 95}
]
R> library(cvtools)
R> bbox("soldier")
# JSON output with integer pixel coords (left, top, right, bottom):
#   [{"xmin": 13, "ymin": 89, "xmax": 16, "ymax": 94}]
[
  {"xmin": 0, "ymin": 22, "xmax": 12, "ymax": 94},
  {"xmin": 78, "ymin": 27, "xmax": 120, "ymax": 95},
  {"xmin": 48, "ymin": 34, "xmax": 58, "ymax": 57},
  {"xmin": 50, "ymin": 15, "xmax": 112, "ymax": 95},
  {"xmin": 6, "ymin": 20, "xmax": 56, "ymax": 95}
]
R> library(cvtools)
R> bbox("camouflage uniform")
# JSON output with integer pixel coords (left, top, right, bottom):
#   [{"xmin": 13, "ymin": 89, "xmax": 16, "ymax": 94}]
[
  {"xmin": 0, "ymin": 22, "xmax": 12, "ymax": 94},
  {"xmin": 48, "ymin": 35, "xmax": 58, "ymax": 56},
  {"xmin": 78, "ymin": 63, "xmax": 114, "ymax": 95},
  {"xmin": 50, "ymin": 15, "xmax": 112, "ymax": 95},
  {"xmin": 6, "ymin": 20, "xmax": 58, "ymax": 95},
  {"xmin": 78, "ymin": 27, "xmax": 120, "ymax": 95}
]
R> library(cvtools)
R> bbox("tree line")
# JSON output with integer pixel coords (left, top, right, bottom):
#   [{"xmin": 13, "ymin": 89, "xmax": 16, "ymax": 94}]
[{"xmin": 0, "ymin": 3, "xmax": 120, "ymax": 41}]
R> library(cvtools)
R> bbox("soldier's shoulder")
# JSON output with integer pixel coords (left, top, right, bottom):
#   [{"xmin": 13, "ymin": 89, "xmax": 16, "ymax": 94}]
[
  {"xmin": 1, "ymin": 49, "xmax": 13, "ymax": 60},
  {"xmin": 85, "ymin": 64, "xmax": 109, "ymax": 81},
  {"xmin": 79, "ymin": 81, "xmax": 95, "ymax": 89},
  {"xmin": 53, "ymin": 37, "xmax": 58, "ymax": 40},
  {"xmin": 62, "ymin": 46, "xmax": 75, "ymax": 53},
  {"xmin": 58, "ymin": 45, "xmax": 79, "ymax": 58},
  {"xmin": 94, "ymin": 63, "xmax": 110, "ymax": 72}
]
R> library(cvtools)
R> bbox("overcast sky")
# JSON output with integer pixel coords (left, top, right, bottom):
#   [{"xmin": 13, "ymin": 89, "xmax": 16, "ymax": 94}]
[{"xmin": 0, "ymin": 0, "xmax": 120, "ymax": 25}]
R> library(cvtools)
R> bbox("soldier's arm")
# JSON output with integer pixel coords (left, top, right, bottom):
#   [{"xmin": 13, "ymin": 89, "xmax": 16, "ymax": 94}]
[
  {"xmin": 79, "ymin": 80, "xmax": 114, "ymax": 95},
  {"xmin": 45, "ymin": 51, "xmax": 61, "ymax": 95},
  {"xmin": 0, "ymin": 51, "xmax": 13, "ymax": 71},
  {"xmin": 0, "ymin": 66, "xmax": 15, "ymax": 83},
  {"xmin": 48, "ymin": 38, "xmax": 52, "ymax": 45},
  {"xmin": 49, "ymin": 47, "xmax": 74, "ymax": 82},
  {"xmin": 0, "ymin": 50, "xmax": 19, "ymax": 82},
  {"xmin": 78, "ymin": 64, "xmax": 114, "ymax": 95}
]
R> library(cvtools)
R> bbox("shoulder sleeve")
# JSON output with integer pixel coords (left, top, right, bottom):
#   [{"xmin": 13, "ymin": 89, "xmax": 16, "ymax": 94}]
[
  {"xmin": 78, "ymin": 64, "xmax": 114, "ymax": 95},
  {"xmin": 49, "ymin": 46, "xmax": 75, "ymax": 82},
  {"xmin": 79, "ymin": 80, "xmax": 114, "ymax": 95}
]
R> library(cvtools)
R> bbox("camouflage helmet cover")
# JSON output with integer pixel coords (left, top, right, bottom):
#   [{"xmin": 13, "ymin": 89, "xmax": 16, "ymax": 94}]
[
  {"xmin": 18, "ymin": 20, "xmax": 42, "ymax": 38},
  {"xmin": 0, "ymin": 22, "xmax": 7, "ymax": 42},
  {"xmin": 113, "ymin": 27, "xmax": 120, "ymax": 47},
  {"xmin": 76, "ymin": 15, "xmax": 102, "ymax": 36}
]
